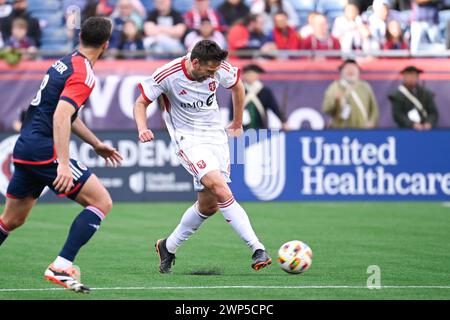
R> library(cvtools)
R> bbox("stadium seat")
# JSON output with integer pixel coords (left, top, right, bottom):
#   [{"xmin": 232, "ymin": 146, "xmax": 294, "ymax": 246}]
[
  {"xmin": 290, "ymin": 0, "xmax": 316, "ymax": 11},
  {"xmin": 291, "ymin": 0, "xmax": 317, "ymax": 27},
  {"xmin": 210, "ymin": 0, "xmax": 223, "ymax": 9},
  {"xmin": 173, "ymin": 0, "xmax": 193, "ymax": 14},
  {"xmin": 31, "ymin": 11, "xmax": 65, "ymax": 28},
  {"xmin": 27, "ymin": 0, "xmax": 61, "ymax": 13},
  {"xmin": 317, "ymin": 0, "xmax": 345, "ymax": 28},
  {"xmin": 439, "ymin": 10, "xmax": 450, "ymax": 40},
  {"xmin": 316, "ymin": 0, "xmax": 346, "ymax": 14}
]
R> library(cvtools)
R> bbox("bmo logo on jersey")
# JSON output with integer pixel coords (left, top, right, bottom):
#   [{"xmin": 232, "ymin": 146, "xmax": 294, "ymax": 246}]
[{"xmin": 180, "ymin": 93, "xmax": 215, "ymax": 109}]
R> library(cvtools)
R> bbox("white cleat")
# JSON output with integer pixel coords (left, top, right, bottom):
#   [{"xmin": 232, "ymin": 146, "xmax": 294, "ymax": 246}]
[{"xmin": 44, "ymin": 264, "xmax": 91, "ymax": 294}]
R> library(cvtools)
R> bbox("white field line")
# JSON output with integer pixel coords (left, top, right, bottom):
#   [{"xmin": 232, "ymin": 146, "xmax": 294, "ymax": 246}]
[{"xmin": 1, "ymin": 285, "xmax": 450, "ymax": 292}]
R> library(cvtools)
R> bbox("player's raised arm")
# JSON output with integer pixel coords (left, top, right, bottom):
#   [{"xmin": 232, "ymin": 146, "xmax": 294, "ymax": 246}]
[
  {"xmin": 227, "ymin": 78, "xmax": 245, "ymax": 137},
  {"xmin": 72, "ymin": 118, "xmax": 123, "ymax": 167},
  {"xmin": 53, "ymin": 100, "xmax": 76, "ymax": 193},
  {"xmin": 133, "ymin": 93, "xmax": 155, "ymax": 143}
]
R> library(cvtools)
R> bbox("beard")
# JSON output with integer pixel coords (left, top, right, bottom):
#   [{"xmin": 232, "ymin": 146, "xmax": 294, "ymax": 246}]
[
  {"xmin": 192, "ymin": 71, "xmax": 208, "ymax": 82},
  {"xmin": 343, "ymin": 74, "xmax": 359, "ymax": 84}
]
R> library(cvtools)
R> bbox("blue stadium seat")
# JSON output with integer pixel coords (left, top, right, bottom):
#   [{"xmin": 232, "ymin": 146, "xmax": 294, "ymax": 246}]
[
  {"xmin": 28, "ymin": 0, "xmax": 61, "ymax": 13},
  {"xmin": 317, "ymin": 0, "xmax": 346, "ymax": 14},
  {"xmin": 291, "ymin": 0, "xmax": 316, "ymax": 11},
  {"xmin": 173, "ymin": 0, "xmax": 193, "ymax": 14},
  {"xmin": 41, "ymin": 27, "xmax": 67, "ymax": 42},
  {"xmin": 290, "ymin": 0, "xmax": 317, "ymax": 27},
  {"xmin": 32, "ymin": 11, "xmax": 65, "ymax": 28},
  {"xmin": 210, "ymin": 0, "xmax": 223, "ymax": 9},
  {"xmin": 439, "ymin": 10, "xmax": 450, "ymax": 39}
]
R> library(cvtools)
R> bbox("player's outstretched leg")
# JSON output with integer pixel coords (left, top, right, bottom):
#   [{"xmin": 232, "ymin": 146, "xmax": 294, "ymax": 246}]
[
  {"xmin": 201, "ymin": 171, "xmax": 272, "ymax": 270},
  {"xmin": 0, "ymin": 197, "xmax": 36, "ymax": 246},
  {"xmin": 44, "ymin": 174, "xmax": 112, "ymax": 294},
  {"xmin": 158, "ymin": 190, "xmax": 217, "ymax": 273}
]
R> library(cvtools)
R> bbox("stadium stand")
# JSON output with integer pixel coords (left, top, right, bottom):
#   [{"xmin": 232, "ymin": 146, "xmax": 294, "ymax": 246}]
[{"xmin": 27, "ymin": 0, "xmax": 68, "ymax": 53}]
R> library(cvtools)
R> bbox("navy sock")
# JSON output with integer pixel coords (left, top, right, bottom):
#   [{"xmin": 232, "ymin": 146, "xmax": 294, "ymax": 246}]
[
  {"xmin": 0, "ymin": 219, "xmax": 9, "ymax": 246},
  {"xmin": 59, "ymin": 208, "xmax": 103, "ymax": 261}
]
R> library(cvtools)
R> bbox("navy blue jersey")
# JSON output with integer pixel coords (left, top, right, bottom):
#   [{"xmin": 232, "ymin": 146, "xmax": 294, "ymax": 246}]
[{"xmin": 13, "ymin": 51, "xmax": 95, "ymax": 165}]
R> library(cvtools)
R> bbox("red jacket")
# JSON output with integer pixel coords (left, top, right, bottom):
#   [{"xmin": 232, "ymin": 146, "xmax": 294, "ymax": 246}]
[
  {"xmin": 272, "ymin": 26, "xmax": 301, "ymax": 50},
  {"xmin": 301, "ymin": 35, "xmax": 341, "ymax": 50},
  {"xmin": 227, "ymin": 23, "xmax": 249, "ymax": 51}
]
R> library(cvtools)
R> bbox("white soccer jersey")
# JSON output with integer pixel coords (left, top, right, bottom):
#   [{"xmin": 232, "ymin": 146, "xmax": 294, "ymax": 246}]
[{"xmin": 138, "ymin": 55, "xmax": 240, "ymax": 151}]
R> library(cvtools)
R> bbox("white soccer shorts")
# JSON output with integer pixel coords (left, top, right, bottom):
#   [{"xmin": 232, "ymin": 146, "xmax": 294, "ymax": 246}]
[{"xmin": 178, "ymin": 143, "xmax": 231, "ymax": 192}]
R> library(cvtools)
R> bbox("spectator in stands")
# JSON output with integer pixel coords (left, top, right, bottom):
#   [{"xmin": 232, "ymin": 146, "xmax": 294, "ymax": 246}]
[
  {"xmin": 301, "ymin": 13, "xmax": 340, "ymax": 51},
  {"xmin": 96, "ymin": 0, "xmax": 114, "ymax": 16},
  {"xmin": 410, "ymin": 0, "xmax": 441, "ymax": 53},
  {"xmin": 250, "ymin": 0, "xmax": 299, "ymax": 35},
  {"xmin": 366, "ymin": 0, "xmax": 392, "ymax": 49},
  {"xmin": 4, "ymin": 17, "xmax": 37, "ymax": 60},
  {"xmin": 266, "ymin": 11, "xmax": 301, "ymax": 53},
  {"xmin": 184, "ymin": 17, "xmax": 227, "ymax": 50},
  {"xmin": 322, "ymin": 59, "xmax": 379, "ymax": 129},
  {"xmin": 114, "ymin": 19, "xmax": 144, "ymax": 59},
  {"xmin": 229, "ymin": 64, "xmax": 289, "ymax": 130},
  {"xmin": 184, "ymin": 0, "xmax": 224, "ymax": 32},
  {"xmin": 143, "ymin": 0, "xmax": 186, "ymax": 57},
  {"xmin": 299, "ymin": 11, "xmax": 317, "ymax": 39},
  {"xmin": 109, "ymin": 0, "xmax": 145, "ymax": 49},
  {"xmin": 217, "ymin": 0, "xmax": 250, "ymax": 28},
  {"xmin": 383, "ymin": 20, "xmax": 409, "ymax": 49},
  {"xmin": 389, "ymin": 65, "xmax": 438, "ymax": 129},
  {"xmin": 227, "ymin": 13, "xmax": 272, "ymax": 55},
  {"xmin": 332, "ymin": 3, "xmax": 365, "ymax": 53},
  {"xmin": 0, "ymin": 0, "xmax": 12, "ymax": 18},
  {"xmin": 0, "ymin": 0, "xmax": 41, "ymax": 47},
  {"xmin": 13, "ymin": 107, "xmax": 27, "ymax": 132}
]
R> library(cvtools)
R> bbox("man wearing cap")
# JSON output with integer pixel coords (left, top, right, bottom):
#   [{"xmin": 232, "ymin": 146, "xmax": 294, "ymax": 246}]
[
  {"xmin": 230, "ymin": 64, "xmax": 289, "ymax": 130},
  {"xmin": 388, "ymin": 66, "xmax": 439, "ymax": 130},
  {"xmin": 322, "ymin": 59, "xmax": 379, "ymax": 129}
]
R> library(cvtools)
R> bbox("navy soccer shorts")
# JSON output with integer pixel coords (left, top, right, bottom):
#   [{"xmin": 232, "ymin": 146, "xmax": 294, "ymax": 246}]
[{"xmin": 6, "ymin": 159, "xmax": 92, "ymax": 200}]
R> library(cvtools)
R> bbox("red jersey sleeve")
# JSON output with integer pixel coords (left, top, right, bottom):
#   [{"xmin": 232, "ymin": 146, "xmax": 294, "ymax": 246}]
[{"xmin": 60, "ymin": 56, "xmax": 95, "ymax": 109}]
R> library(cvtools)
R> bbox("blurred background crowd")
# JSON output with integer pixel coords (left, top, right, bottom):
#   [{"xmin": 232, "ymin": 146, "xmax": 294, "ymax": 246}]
[{"xmin": 0, "ymin": 0, "xmax": 449, "ymax": 60}]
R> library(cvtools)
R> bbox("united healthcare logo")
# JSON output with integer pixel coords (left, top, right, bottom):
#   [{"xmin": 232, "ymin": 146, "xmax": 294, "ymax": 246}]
[{"xmin": 232, "ymin": 130, "xmax": 286, "ymax": 201}]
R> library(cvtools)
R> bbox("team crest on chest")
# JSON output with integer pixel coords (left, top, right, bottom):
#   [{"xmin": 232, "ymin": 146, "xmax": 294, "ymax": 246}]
[
  {"xmin": 208, "ymin": 82, "xmax": 216, "ymax": 91},
  {"xmin": 197, "ymin": 160, "xmax": 207, "ymax": 169}
]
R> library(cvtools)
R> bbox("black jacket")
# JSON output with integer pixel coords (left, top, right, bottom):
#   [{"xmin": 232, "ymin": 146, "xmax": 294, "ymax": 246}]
[{"xmin": 388, "ymin": 85, "xmax": 439, "ymax": 128}]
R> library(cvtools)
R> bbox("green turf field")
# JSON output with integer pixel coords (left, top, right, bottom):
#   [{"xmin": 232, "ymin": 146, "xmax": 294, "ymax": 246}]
[{"xmin": 0, "ymin": 202, "xmax": 449, "ymax": 300}]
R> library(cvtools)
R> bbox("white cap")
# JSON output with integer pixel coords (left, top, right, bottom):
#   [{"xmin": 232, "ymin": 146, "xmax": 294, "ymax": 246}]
[{"xmin": 372, "ymin": 0, "xmax": 390, "ymax": 9}]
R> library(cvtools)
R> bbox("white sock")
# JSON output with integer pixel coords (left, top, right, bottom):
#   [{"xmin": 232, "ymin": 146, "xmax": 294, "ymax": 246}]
[
  {"xmin": 166, "ymin": 202, "xmax": 208, "ymax": 254},
  {"xmin": 53, "ymin": 256, "xmax": 73, "ymax": 270},
  {"xmin": 219, "ymin": 196, "xmax": 265, "ymax": 253}
]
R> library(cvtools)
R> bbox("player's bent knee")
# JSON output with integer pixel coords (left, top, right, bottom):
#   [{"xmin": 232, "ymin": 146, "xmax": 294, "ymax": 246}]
[
  {"xmin": 1, "ymin": 215, "xmax": 26, "ymax": 231},
  {"xmin": 98, "ymin": 196, "xmax": 113, "ymax": 216},
  {"xmin": 199, "ymin": 204, "xmax": 219, "ymax": 216},
  {"xmin": 209, "ymin": 183, "xmax": 232, "ymax": 201}
]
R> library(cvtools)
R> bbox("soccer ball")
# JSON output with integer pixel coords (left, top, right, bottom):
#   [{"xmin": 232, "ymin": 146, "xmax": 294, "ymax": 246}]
[{"xmin": 277, "ymin": 240, "xmax": 313, "ymax": 274}]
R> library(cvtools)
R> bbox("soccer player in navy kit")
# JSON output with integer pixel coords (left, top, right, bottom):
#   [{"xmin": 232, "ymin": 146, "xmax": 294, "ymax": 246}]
[{"xmin": 0, "ymin": 17, "xmax": 122, "ymax": 293}]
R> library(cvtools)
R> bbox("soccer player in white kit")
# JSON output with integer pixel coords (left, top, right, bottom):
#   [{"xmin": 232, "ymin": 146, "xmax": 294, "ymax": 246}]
[{"xmin": 133, "ymin": 40, "xmax": 271, "ymax": 273}]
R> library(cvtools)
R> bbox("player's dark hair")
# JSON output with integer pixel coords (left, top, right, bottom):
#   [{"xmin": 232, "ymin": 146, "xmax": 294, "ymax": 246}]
[
  {"xmin": 80, "ymin": 17, "xmax": 112, "ymax": 48},
  {"xmin": 190, "ymin": 40, "xmax": 228, "ymax": 64}
]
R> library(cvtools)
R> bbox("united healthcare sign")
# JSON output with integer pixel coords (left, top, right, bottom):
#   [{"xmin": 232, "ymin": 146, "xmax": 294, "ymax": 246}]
[
  {"xmin": 0, "ymin": 130, "xmax": 449, "ymax": 202},
  {"xmin": 229, "ymin": 130, "xmax": 450, "ymax": 201}
]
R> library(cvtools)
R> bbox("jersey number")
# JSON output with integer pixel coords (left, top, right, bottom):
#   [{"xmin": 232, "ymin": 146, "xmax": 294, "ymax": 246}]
[{"xmin": 31, "ymin": 74, "xmax": 50, "ymax": 106}]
